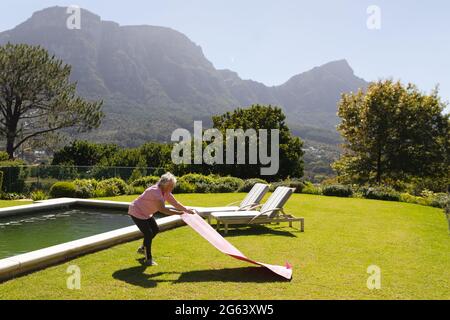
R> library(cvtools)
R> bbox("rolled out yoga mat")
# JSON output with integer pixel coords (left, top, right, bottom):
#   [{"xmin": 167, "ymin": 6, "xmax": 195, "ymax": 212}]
[{"xmin": 181, "ymin": 213, "xmax": 293, "ymax": 280}]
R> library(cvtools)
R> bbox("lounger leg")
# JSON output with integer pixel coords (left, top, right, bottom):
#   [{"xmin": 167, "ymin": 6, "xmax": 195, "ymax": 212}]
[
  {"xmin": 216, "ymin": 220, "xmax": 220, "ymax": 231},
  {"xmin": 207, "ymin": 215, "xmax": 211, "ymax": 224},
  {"xmin": 224, "ymin": 223, "xmax": 228, "ymax": 235},
  {"xmin": 289, "ymin": 221, "xmax": 292, "ymax": 228},
  {"xmin": 300, "ymin": 218, "xmax": 304, "ymax": 232}
]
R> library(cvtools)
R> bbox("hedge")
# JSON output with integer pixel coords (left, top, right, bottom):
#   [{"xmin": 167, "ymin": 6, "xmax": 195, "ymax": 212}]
[{"xmin": 49, "ymin": 181, "xmax": 77, "ymax": 198}]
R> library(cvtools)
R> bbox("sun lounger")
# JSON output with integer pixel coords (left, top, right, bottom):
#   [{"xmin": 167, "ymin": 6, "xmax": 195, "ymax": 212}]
[{"xmin": 210, "ymin": 186, "xmax": 304, "ymax": 234}]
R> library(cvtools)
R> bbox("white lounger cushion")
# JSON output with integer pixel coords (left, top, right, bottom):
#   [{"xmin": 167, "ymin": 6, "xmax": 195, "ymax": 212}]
[
  {"xmin": 189, "ymin": 206, "xmax": 240, "ymax": 213},
  {"xmin": 239, "ymin": 183, "xmax": 270, "ymax": 209},
  {"xmin": 211, "ymin": 211, "xmax": 260, "ymax": 219},
  {"xmin": 211, "ymin": 186, "xmax": 295, "ymax": 219},
  {"xmin": 186, "ymin": 183, "xmax": 269, "ymax": 214}
]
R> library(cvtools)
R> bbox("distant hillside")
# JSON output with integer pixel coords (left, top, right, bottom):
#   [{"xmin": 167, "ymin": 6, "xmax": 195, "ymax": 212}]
[{"xmin": 0, "ymin": 6, "xmax": 368, "ymax": 148}]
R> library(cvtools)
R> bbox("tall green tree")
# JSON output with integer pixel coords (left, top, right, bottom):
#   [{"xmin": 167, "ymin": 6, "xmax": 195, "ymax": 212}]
[
  {"xmin": 52, "ymin": 140, "xmax": 119, "ymax": 166},
  {"xmin": 333, "ymin": 80, "xmax": 449, "ymax": 184},
  {"xmin": 211, "ymin": 105, "xmax": 304, "ymax": 180},
  {"xmin": 0, "ymin": 43, "xmax": 103, "ymax": 159}
]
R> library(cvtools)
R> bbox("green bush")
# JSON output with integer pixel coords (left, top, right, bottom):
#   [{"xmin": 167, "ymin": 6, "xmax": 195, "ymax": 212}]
[
  {"xmin": 31, "ymin": 190, "xmax": 48, "ymax": 201},
  {"xmin": 0, "ymin": 170, "xmax": 3, "ymax": 191},
  {"xmin": 0, "ymin": 160, "xmax": 29, "ymax": 193},
  {"xmin": 0, "ymin": 151, "xmax": 9, "ymax": 161},
  {"xmin": 95, "ymin": 184, "xmax": 120, "ymax": 197},
  {"xmin": 173, "ymin": 181, "xmax": 196, "ymax": 194},
  {"xmin": 286, "ymin": 180, "xmax": 305, "ymax": 193},
  {"xmin": 130, "ymin": 186, "xmax": 145, "ymax": 195},
  {"xmin": 194, "ymin": 182, "xmax": 213, "ymax": 193},
  {"xmin": 178, "ymin": 174, "xmax": 218, "ymax": 193},
  {"xmin": 322, "ymin": 184, "xmax": 353, "ymax": 197},
  {"xmin": 179, "ymin": 173, "xmax": 216, "ymax": 185},
  {"xmin": 211, "ymin": 177, "xmax": 244, "ymax": 193},
  {"xmin": 49, "ymin": 181, "xmax": 77, "ymax": 198},
  {"xmin": 399, "ymin": 193, "xmax": 431, "ymax": 206},
  {"xmin": 73, "ymin": 179, "xmax": 99, "ymax": 198},
  {"xmin": 96, "ymin": 178, "xmax": 129, "ymax": 196},
  {"xmin": 427, "ymin": 192, "xmax": 448, "ymax": 209},
  {"xmin": 407, "ymin": 176, "xmax": 448, "ymax": 195},
  {"xmin": 130, "ymin": 176, "xmax": 160, "ymax": 188},
  {"xmin": 364, "ymin": 187, "xmax": 400, "ymax": 202},
  {"xmin": 270, "ymin": 179, "xmax": 305, "ymax": 193},
  {"xmin": 238, "ymin": 178, "xmax": 268, "ymax": 192},
  {"xmin": 0, "ymin": 192, "xmax": 27, "ymax": 200},
  {"xmin": 302, "ymin": 181, "xmax": 322, "ymax": 195}
]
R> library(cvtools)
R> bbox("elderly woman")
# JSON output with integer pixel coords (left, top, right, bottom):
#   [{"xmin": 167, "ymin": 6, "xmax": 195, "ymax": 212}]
[{"xmin": 128, "ymin": 172, "xmax": 196, "ymax": 266}]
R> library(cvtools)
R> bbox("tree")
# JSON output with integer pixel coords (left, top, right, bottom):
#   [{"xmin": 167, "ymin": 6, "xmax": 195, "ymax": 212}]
[
  {"xmin": 333, "ymin": 80, "xmax": 449, "ymax": 184},
  {"xmin": 0, "ymin": 43, "xmax": 103, "ymax": 159},
  {"xmin": 52, "ymin": 140, "xmax": 119, "ymax": 166},
  {"xmin": 211, "ymin": 105, "xmax": 304, "ymax": 180}
]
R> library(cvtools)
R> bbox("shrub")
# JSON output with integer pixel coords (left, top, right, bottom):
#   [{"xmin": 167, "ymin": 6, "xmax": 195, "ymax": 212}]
[
  {"xmin": 179, "ymin": 173, "xmax": 216, "ymax": 185},
  {"xmin": 194, "ymin": 182, "xmax": 213, "ymax": 193},
  {"xmin": 399, "ymin": 193, "xmax": 431, "ymax": 206},
  {"xmin": 49, "ymin": 181, "xmax": 77, "ymax": 198},
  {"xmin": 0, "ymin": 192, "xmax": 27, "ymax": 200},
  {"xmin": 30, "ymin": 190, "xmax": 48, "ymax": 201},
  {"xmin": 73, "ymin": 179, "xmax": 99, "ymax": 198},
  {"xmin": 130, "ymin": 176, "xmax": 160, "ymax": 188},
  {"xmin": 407, "ymin": 176, "xmax": 448, "ymax": 195},
  {"xmin": 95, "ymin": 184, "xmax": 120, "ymax": 197},
  {"xmin": 178, "ymin": 174, "xmax": 218, "ymax": 193},
  {"xmin": 269, "ymin": 179, "xmax": 304, "ymax": 193},
  {"xmin": 428, "ymin": 193, "xmax": 449, "ymax": 209},
  {"xmin": 238, "ymin": 178, "xmax": 268, "ymax": 192},
  {"xmin": 364, "ymin": 187, "xmax": 400, "ymax": 202},
  {"xmin": 0, "ymin": 151, "xmax": 9, "ymax": 161},
  {"xmin": 0, "ymin": 170, "xmax": 3, "ymax": 191},
  {"xmin": 302, "ymin": 181, "xmax": 322, "ymax": 195},
  {"xmin": 211, "ymin": 177, "xmax": 244, "ymax": 193},
  {"xmin": 96, "ymin": 178, "xmax": 129, "ymax": 196},
  {"xmin": 173, "ymin": 181, "xmax": 196, "ymax": 194},
  {"xmin": 287, "ymin": 180, "xmax": 305, "ymax": 193},
  {"xmin": 130, "ymin": 186, "xmax": 145, "ymax": 195},
  {"xmin": 322, "ymin": 184, "xmax": 353, "ymax": 197},
  {"xmin": 0, "ymin": 160, "xmax": 29, "ymax": 193}
]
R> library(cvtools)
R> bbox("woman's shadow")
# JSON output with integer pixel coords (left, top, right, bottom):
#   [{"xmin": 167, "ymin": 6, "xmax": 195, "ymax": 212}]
[{"xmin": 112, "ymin": 261, "xmax": 288, "ymax": 288}]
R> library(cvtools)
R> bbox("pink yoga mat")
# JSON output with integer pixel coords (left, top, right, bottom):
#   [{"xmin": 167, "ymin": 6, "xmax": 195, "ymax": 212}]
[{"xmin": 181, "ymin": 213, "xmax": 293, "ymax": 280}]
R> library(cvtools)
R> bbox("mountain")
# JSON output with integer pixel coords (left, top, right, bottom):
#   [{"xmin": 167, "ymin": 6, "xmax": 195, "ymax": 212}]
[{"xmin": 0, "ymin": 6, "xmax": 368, "ymax": 147}]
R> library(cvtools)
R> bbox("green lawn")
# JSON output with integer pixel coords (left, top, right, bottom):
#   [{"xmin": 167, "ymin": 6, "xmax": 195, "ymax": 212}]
[
  {"xmin": 0, "ymin": 200, "xmax": 32, "ymax": 208},
  {"xmin": 0, "ymin": 193, "xmax": 449, "ymax": 299}
]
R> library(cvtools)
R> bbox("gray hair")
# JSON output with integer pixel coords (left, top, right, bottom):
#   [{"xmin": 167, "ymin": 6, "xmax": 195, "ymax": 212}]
[{"xmin": 158, "ymin": 172, "xmax": 177, "ymax": 187}]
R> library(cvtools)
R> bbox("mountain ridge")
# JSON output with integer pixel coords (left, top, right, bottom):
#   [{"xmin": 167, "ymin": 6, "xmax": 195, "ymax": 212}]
[{"xmin": 0, "ymin": 6, "xmax": 369, "ymax": 147}]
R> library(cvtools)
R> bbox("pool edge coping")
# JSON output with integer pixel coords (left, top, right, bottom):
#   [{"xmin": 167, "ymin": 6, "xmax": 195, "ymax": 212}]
[{"xmin": 0, "ymin": 198, "xmax": 185, "ymax": 283}]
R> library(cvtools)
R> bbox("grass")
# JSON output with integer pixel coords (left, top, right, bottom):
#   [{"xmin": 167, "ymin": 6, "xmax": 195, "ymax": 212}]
[
  {"xmin": 0, "ymin": 200, "xmax": 32, "ymax": 208},
  {"xmin": 0, "ymin": 193, "xmax": 449, "ymax": 299}
]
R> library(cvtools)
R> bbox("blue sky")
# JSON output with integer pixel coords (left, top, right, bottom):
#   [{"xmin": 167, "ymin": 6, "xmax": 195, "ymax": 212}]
[{"xmin": 1, "ymin": 0, "xmax": 449, "ymax": 106}]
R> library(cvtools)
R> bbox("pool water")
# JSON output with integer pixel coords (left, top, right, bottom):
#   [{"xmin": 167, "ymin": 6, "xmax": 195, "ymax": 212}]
[{"xmin": 0, "ymin": 207, "xmax": 135, "ymax": 259}]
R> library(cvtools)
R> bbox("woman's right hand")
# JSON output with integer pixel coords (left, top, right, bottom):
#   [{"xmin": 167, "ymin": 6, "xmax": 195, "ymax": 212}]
[{"xmin": 185, "ymin": 209, "xmax": 197, "ymax": 215}]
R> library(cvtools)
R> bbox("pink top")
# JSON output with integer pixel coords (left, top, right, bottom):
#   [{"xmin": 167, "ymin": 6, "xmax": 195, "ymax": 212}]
[{"xmin": 128, "ymin": 184, "xmax": 180, "ymax": 219}]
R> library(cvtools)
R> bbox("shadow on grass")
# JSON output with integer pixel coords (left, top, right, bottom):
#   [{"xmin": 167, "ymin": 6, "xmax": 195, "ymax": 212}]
[
  {"xmin": 112, "ymin": 264, "xmax": 287, "ymax": 288},
  {"xmin": 173, "ymin": 266, "xmax": 287, "ymax": 283},
  {"xmin": 217, "ymin": 224, "xmax": 299, "ymax": 238}
]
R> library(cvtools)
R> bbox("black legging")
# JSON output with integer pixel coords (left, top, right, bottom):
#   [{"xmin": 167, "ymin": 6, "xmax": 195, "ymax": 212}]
[{"xmin": 130, "ymin": 215, "xmax": 159, "ymax": 261}]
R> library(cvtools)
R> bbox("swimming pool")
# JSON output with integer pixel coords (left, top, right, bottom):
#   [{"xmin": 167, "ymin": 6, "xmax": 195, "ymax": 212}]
[{"xmin": 0, "ymin": 207, "xmax": 134, "ymax": 259}]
